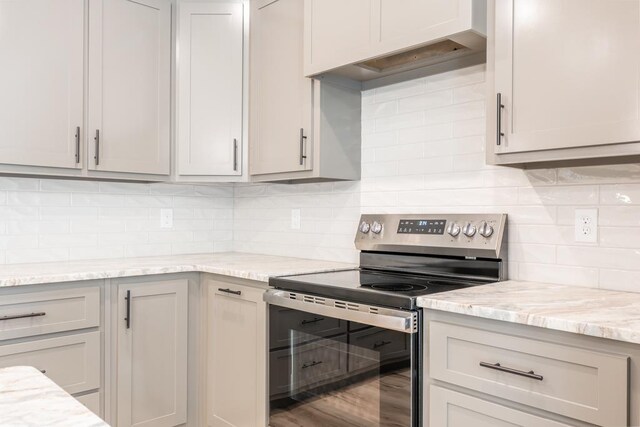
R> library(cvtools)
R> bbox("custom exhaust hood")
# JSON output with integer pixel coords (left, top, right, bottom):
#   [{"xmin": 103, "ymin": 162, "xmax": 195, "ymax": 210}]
[{"xmin": 304, "ymin": 0, "xmax": 488, "ymax": 84}]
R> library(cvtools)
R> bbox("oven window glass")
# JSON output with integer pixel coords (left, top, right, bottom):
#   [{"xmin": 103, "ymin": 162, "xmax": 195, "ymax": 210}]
[{"xmin": 269, "ymin": 305, "xmax": 416, "ymax": 426}]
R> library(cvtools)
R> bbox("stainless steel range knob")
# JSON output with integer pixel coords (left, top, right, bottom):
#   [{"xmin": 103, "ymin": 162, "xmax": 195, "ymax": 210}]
[
  {"xmin": 478, "ymin": 222, "xmax": 494, "ymax": 238},
  {"xmin": 359, "ymin": 221, "xmax": 371, "ymax": 234},
  {"xmin": 371, "ymin": 221, "xmax": 383, "ymax": 234},
  {"xmin": 462, "ymin": 223, "xmax": 477, "ymax": 237},
  {"xmin": 446, "ymin": 223, "xmax": 461, "ymax": 237}
]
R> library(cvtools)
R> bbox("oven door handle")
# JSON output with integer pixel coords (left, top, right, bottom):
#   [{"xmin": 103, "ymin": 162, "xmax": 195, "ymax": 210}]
[{"xmin": 264, "ymin": 289, "xmax": 416, "ymax": 334}]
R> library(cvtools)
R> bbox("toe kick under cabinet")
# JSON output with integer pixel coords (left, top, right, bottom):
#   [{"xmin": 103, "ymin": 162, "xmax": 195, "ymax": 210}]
[{"xmin": 424, "ymin": 310, "xmax": 636, "ymax": 427}]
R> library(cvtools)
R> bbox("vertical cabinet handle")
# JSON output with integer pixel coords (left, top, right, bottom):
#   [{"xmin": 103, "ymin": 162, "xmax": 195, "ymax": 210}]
[
  {"xmin": 74, "ymin": 126, "xmax": 80, "ymax": 164},
  {"xmin": 233, "ymin": 138, "xmax": 238, "ymax": 171},
  {"xmin": 124, "ymin": 290, "xmax": 131, "ymax": 329},
  {"xmin": 496, "ymin": 93, "xmax": 505, "ymax": 146},
  {"xmin": 299, "ymin": 128, "xmax": 307, "ymax": 165},
  {"xmin": 94, "ymin": 129, "xmax": 100, "ymax": 166}
]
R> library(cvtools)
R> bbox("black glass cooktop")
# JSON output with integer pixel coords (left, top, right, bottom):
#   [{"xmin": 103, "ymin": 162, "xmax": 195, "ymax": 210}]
[{"xmin": 270, "ymin": 269, "xmax": 489, "ymax": 310}]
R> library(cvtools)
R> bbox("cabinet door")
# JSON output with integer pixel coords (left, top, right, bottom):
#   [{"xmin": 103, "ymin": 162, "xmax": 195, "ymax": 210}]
[
  {"xmin": 117, "ymin": 280, "xmax": 188, "ymax": 427},
  {"xmin": 304, "ymin": 0, "xmax": 378, "ymax": 74},
  {"xmin": 88, "ymin": 0, "xmax": 171, "ymax": 175},
  {"xmin": 430, "ymin": 386, "xmax": 574, "ymax": 427},
  {"xmin": 207, "ymin": 282, "xmax": 267, "ymax": 427},
  {"xmin": 0, "ymin": 0, "xmax": 83, "ymax": 169},
  {"xmin": 250, "ymin": 0, "xmax": 313, "ymax": 176},
  {"xmin": 177, "ymin": 3, "xmax": 243, "ymax": 176},
  {"xmin": 494, "ymin": 0, "xmax": 640, "ymax": 154}
]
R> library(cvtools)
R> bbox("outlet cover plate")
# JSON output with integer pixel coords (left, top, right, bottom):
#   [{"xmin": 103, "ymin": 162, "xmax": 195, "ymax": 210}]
[
  {"xmin": 574, "ymin": 208, "xmax": 598, "ymax": 243},
  {"xmin": 160, "ymin": 209, "xmax": 174, "ymax": 229}
]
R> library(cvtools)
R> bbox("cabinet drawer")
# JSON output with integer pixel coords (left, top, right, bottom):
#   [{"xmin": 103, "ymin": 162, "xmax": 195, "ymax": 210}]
[
  {"xmin": 75, "ymin": 391, "xmax": 101, "ymax": 418},
  {"xmin": 430, "ymin": 321, "xmax": 628, "ymax": 426},
  {"xmin": 270, "ymin": 335, "xmax": 347, "ymax": 398},
  {"xmin": 0, "ymin": 286, "xmax": 100, "ymax": 341},
  {"xmin": 348, "ymin": 327, "xmax": 410, "ymax": 372},
  {"xmin": 430, "ymin": 386, "xmax": 574, "ymax": 427},
  {"xmin": 0, "ymin": 331, "xmax": 100, "ymax": 394},
  {"xmin": 269, "ymin": 305, "xmax": 347, "ymax": 349}
]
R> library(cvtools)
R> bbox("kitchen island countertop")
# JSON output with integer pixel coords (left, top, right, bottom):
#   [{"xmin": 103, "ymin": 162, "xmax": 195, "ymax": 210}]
[{"xmin": 0, "ymin": 366, "xmax": 107, "ymax": 427}]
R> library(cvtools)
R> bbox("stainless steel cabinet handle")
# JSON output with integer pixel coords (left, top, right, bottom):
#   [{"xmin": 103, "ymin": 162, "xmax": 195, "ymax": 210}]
[
  {"xmin": 233, "ymin": 138, "xmax": 238, "ymax": 171},
  {"xmin": 0, "ymin": 312, "xmax": 46, "ymax": 321},
  {"xmin": 301, "ymin": 360, "xmax": 322, "ymax": 369},
  {"xmin": 479, "ymin": 361, "xmax": 543, "ymax": 381},
  {"xmin": 299, "ymin": 128, "xmax": 307, "ymax": 165},
  {"xmin": 496, "ymin": 93, "xmax": 505, "ymax": 146},
  {"xmin": 124, "ymin": 290, "xmax": 131, "ymax": 329},
  {"xmin": 75, "ymin": 126, "xmax": 80, "ymax": 164},
  {"xmin": 218, "ymin": 288, "xmax": 241, "ymax": 296},
  {"xmin": 94, "ymin": 129, "xmax": 100, "ymax": 166}
]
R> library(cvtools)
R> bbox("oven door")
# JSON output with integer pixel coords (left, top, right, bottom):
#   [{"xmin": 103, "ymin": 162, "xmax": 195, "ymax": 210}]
[{"xmin": 265, "ymin": 289, "xmax": 420, "ymax": 427}]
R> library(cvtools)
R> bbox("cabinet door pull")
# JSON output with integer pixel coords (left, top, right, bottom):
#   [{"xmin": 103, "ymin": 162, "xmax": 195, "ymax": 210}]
[
  {"xmin": 302, "ymin": 360, "xmax": 323, "ymax": 369},
  {"xmin": 75, "ymin": 126, "xmax": 81, "ymax": 164},
  {"xmin": 496, "ymin": 93, "xmax": 505, "ymax": 146},
  {"xmin": 94, "ymin": 129, "xmax": 100, "ymax": 166},
  {"xmin": 233, "ymin": 139, "xmax": 238, "ymax": 171},
  {"xmin": 373, "ymin": 340, "xmax": 392, "ymax": 350},
  {"xmin": 0, "ymin": 312, "xmax": 46, "ymax": 321},
  {"xmin": 124, "ymin": 290, "xmax": 131, "ymax": 329},
  {"xmin": 218, "ymin": 288, "xmax": 242, "ymax": 296},
  {"xmin": 299, "ymin": 128, "xmax": 307, "ymax": 165},
  {"xmin": 39, "ymin": 369, "xmax": 46, "ymax": 374},
  {"xmin": 301, "ymin": 317, "xmax": 325, "ymax": 326},
  {"xmin": 479, "ymin": 361, "xmax": 543, "ymax": 381}
]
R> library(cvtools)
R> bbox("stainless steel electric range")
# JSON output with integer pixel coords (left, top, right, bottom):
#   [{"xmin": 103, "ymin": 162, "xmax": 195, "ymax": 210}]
[{"xmin": 265, "ymin": 213, "xmax": 507, "ymax": 427}]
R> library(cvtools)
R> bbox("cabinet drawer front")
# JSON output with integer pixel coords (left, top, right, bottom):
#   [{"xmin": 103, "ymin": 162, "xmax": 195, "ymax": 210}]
[
  {"xmin": 430, "ymin": 322, "xmax": 628, "ymax": 426},
  {"xmin": 270, "ymin": 336, "xmax": 348, "ymax": 397},
  {"xmin": 430, "ymin": 386, "xmax": 574, "ymax": 427},
  {"xmin": 348, "ymin": 327, "xmax": 410, "ymax": 372},
  {"xmin": 75, "ymin": 391, "xmax": 101, "ymax": 418},
  {"xmin": 269, "ymin": 305, "xmax": 347, "ymax": 349},
  {"xmin": 0, "ymin": 331, "xmax": 100, "ymax": 394},
  {"xmin": 0, "ymin": 286, "xmax": 100, "ymax": 341}
]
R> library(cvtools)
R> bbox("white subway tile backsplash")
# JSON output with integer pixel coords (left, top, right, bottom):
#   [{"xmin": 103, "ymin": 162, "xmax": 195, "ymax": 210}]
[{"xmin": 0, "ymin": 180, "xmax": 233, "ymax": 264}]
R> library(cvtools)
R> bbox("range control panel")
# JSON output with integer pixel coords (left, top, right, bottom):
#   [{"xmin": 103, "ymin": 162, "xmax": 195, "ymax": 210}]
[
  {"xmin": 397, "ymin": 219, "xmax": 446, "ymax": 235},
  {"xmin": 355, "ymin": 213, "xmax": 507, "ymax": 259}
]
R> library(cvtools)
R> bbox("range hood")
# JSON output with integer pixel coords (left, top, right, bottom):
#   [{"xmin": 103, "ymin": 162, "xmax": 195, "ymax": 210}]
[{"xmin": 305, "ymin": 0, "xmax": 487, "ymax": 84}]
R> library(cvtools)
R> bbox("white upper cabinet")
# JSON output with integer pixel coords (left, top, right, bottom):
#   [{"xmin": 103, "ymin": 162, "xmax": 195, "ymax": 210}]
[
  {"xmin": 250, "ymin": 0, "xmax": 361, "ymax": 182},
  {"xmin": 304, "ymin": 0, "xmax": 487, "ymax": 80},
  {"xmin": 0, "ymin": 0, "xmax": 84, "ymax": 169},
  {"xmin": 487, "ymin": 0, "xmax": 640, "ymax": 165},
  {"xmin": 177, "ymin": 3, "xmax": 244, "ymax": 178},
  {"xmin": 250, "ymin": 0, "xmax": 314, "ymax": 177},
  {"xmin": 88, "ymin": 0, "xmax": 171, "ymax": 175}
]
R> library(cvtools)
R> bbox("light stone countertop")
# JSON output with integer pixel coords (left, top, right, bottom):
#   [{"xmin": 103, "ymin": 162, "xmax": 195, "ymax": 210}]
[
  {"xmin": 0, "ymin": 366, "xmax": 107, "ymax": 427},
  {"xmin": 0, "ymin": 252, "xmax": 355, "ymax": 287},
  {"xmin": 417, "ymin": 280, "xmax": 640, "ymax": 345}
]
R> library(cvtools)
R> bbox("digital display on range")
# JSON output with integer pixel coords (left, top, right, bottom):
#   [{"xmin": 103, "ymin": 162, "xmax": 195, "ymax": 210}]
[{"xmin": 397, "ymin": 219, "xmax": 446, "ymax": 235}]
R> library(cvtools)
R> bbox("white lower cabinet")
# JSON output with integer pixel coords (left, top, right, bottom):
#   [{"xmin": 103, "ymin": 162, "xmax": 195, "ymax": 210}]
[
  {"xmin": 425, "ymin": 310, "xmax": 637, "ymax": 427},
  {"xmin": 430, "ymin": 386, "xmax": 573, "ymax": 427},
  {"xmin": 206, "ymin": 279, "xmax": 267, "ymax": 427},
  {"xmin": 116, "ymin": 279, "xmax": 189, "ymax": 427}
]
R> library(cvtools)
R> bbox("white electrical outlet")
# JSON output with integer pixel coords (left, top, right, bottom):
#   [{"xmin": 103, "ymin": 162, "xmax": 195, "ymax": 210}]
[
  {"xmin": 160, "ymin": 209, "xmax": 173, "ymax": 229},
  {"xmin": 574, "ymin": 208, "xmax": 598, "ymax": 243},
  {"xmin": 291, "ymin": 209, "xmax": 301, "ymax": 230}
]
